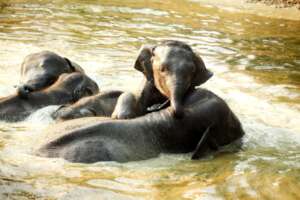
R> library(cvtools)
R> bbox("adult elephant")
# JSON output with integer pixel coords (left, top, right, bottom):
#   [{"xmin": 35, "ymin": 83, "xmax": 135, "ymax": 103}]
[
  {"xmin": 0, "ymin": 72, "xmax": 99, "ymax": 122},
  {"xmin": 18, "ymin": 51, "xmax": 84, "ymax": 99},
  {"xmin": 37, "ymin": 88, "xmax": 245, "ymax": 163},
  {"xmin": 112, "ymin": 40, "xmax": 213, "ymax": 119}
]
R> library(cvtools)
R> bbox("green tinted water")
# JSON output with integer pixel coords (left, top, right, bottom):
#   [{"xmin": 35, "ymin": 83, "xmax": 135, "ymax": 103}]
[{"xmin": 0, "ymin": 1, "xmax": 299, "ymax": 199}]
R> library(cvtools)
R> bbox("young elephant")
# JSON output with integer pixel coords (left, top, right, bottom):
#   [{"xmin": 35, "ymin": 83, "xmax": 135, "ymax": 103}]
[
  {"xmin": 136, "ymin": 40, "xmax": 213, "ymax": 118},
  {"xmin": 0, "ymin": 72, "xmax": 99, "ymax": 122},
  {"xmin": 37, "ymin": 88, "xmax": 245, "ymax": 163},
  {"xmin": 18, "ymin": 51, "xmax": 84, "ymax": 99},
  {"xmin": 53, "ymin": 81, "xmax": 167, "ymax": 121},
  {"xmin": 52, "ymin": 90, "xmax": 123, "ymax": 121},
  {"xmin": 112, "ymin": 40, "xmax": 213, "ymax": 119}
]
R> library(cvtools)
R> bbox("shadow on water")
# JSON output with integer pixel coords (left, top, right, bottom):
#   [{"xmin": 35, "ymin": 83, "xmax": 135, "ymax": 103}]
[{"xmin": 0, "ymin": 0, "xmax": 299, "ymax": 199}]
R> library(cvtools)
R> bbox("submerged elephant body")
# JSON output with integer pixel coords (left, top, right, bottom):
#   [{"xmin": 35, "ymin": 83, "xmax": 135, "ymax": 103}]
[
  {"xmin": 37, "ymin": 88, "xmax": 244, "ymax": 163},
  {"xmin": 18, "ymin": 51, "xmax": 84, "ymax": 98},
  {"xmin": 0, "ymin": 72, "xmax": 99, "ymax": 122}
]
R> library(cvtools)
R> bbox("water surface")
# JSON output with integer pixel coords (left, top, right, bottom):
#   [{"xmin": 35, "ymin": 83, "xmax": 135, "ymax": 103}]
[{"xmin": 0, "ymin": 1, "xmax": 299, "ymax": 199}]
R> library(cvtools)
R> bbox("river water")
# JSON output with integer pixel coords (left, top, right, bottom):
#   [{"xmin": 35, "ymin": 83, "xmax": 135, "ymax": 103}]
[{"xmin": 0, "ymin": 0, "xmax": 299, "ymax": 199}]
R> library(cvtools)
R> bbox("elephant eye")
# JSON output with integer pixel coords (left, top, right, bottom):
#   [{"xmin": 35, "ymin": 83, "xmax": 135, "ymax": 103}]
[
  {"xmin": 85, "ymin": 88, "xmax": 94, "ymax": 96},
  {"xmin": 160, "ymin": 64, "xmax": 168, "ymax": 72}
]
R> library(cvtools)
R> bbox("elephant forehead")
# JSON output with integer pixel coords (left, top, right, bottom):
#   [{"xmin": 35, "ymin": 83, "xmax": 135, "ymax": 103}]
[
  {"xmin": 154, "ymin": 46, "xmax": 192, "ymax": 64},
  {"xmin": 22, "ymin": 67, "xmax": 44, "ymax": 82},
  {"xmin": 154, "ymin": 46, "xmax": 172, "ymax": 63}
]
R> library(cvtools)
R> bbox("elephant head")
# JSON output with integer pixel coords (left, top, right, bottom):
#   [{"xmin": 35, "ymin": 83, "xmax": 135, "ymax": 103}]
[
  {"xmin": 48, "ymin": 72, "xmax": 99, "ymax": 103},
  {"xmin": 18, "ymin": 51, "xmax": 84, "ymax": 99},
  {"xmin": 134, "ymin": 40, "xmax": 213, "ymax": 118}
]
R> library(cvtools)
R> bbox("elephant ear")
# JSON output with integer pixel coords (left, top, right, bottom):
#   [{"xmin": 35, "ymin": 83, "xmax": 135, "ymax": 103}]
[
  {"xmin": 64, "ymin": 57, "xmax": 85, "ymax": 73},
  {"xmin": 134, "ymin": 45, "xmax": 155, "ymax": 81},
  {"xmin": 64, "ymin": 57, "xmax": 76, "ymax": 72},
  {"xmin": 72, "ymin": 85, "xmax": 94, "ymax": 102},
  {"xmin": 192, "ymin": 53, "xmax": 213, "ymax": 87}
]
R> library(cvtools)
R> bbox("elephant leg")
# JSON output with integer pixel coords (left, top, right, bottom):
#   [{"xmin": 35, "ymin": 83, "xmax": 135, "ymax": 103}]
[{"xmin": 111, "ymin": 92, "xmax": 138, "ymax": 119}]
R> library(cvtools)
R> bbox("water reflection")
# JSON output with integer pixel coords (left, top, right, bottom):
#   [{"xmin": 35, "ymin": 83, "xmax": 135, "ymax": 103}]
[{"xmin": 0, "ymin": 0, "xmax": 299, "ymax": 199}]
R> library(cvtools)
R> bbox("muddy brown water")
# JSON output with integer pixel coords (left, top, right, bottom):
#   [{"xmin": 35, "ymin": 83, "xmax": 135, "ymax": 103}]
[{"xmin": 0, "ymin": 1, "xmax": 299, "ymax": 199}]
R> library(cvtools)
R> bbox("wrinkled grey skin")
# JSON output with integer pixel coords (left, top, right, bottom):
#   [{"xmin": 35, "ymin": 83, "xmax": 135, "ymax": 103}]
[
  {"xmin": 0, "ymin": 72, "xmax": 99, "ymax": 122},
  {"xmin": 37, "ymin": 88, "xmax": 245, "ymax": 163},
  {"xmin": 18, "ymin": 51, "xmax": 84, "ymax": 99},
  {"xmin": 136, "ymin": 40, "xmax": 213, "ymax": 118},
  {"xmin": 52, "ymin": 90, "xmax": 123, "ymax": 121}
]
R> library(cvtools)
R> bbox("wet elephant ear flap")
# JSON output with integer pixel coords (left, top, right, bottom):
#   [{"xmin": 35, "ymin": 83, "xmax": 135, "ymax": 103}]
[
  {"xmin": 64, "ymin": 57, "xmax": 85, "ymax": 73},
  {"xmin": 134, "ymin": 45, "xmax": 156, "ymax": 81}
]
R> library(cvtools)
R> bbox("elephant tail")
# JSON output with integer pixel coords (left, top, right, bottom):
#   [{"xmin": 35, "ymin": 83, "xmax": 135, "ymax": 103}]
[{"xmin": 191, "ymin": 125, "xmax": 212, "ymax": 160}]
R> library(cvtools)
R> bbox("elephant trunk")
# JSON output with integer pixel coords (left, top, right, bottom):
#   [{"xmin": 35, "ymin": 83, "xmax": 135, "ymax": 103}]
[
  {"xmin": 169, "ymin": 81, "xmax": 186, "ymax": 119},
  {"xmin": 17, "ymin": 76, "xmax": 56, "ymax": 99}
]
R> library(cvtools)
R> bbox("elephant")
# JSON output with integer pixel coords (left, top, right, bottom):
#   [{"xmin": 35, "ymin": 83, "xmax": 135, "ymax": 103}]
[
  {"xmin": 52, "ymin": 90, "xmax": 123, "ymax": 121},
  {"xmin": 0, "ymin": 72, "xmax": 99, "ymax": 122},
  {"xmin": 52, "ymin": 81, "xmax": 168, "ymax": 121},
  {"xmin": 112, "ymin": 40, "xmax": 213, "ymax": 119},
  {"xmin": 18, "ymin": 51, "xmax": 84, "ymax": 99},
  {"xmin": 37, "ymin": 88, "xmax": 245, "ymax": 163}
]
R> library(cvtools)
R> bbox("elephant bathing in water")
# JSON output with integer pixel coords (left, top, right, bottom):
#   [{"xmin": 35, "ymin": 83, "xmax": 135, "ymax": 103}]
[
  {"xmin": 0, "ymin": 72, "xmax": 99, "ymax": 122},
  {"xmin": 52, "ymin": 82, "xmax": 169, "ymax": 121},
  {"xmin": 37, "ymin": 88, "xmax": 245, "ymax": 163},
  {"xmin": 18, "ymin": 51, "xmax": 84, "ymax": 99},
  {"xmin": 112, "ymin": 40, "xmax": 213, "ymax": 119}
]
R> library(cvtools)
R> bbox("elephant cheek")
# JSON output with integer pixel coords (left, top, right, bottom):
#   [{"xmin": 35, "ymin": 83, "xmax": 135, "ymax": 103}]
[{"xmin": 154, "ymin": 71, "xmax": 170, "ymax": 98}]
